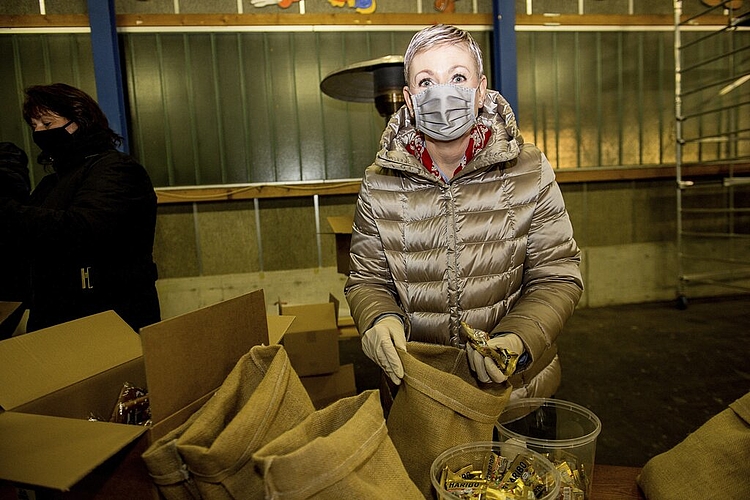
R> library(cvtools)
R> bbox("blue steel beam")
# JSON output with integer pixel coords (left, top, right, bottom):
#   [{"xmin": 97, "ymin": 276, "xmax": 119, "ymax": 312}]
[
  {"xmin": 492, "ymin": 0, "xmax": 519, "ymax": 123},
  {"xmin": 87, "ymin": 0, "xmax": 130, "ymax": 153}
]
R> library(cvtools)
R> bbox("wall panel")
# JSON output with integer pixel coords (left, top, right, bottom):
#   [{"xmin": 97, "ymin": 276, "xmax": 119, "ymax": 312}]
[
  {"xmin": 124, "ymin": 34, "xmax": 173, "ymax": 186},
  {"xmin": 2, "ymin": 27, "xmax": 742, "ymax": 189}
]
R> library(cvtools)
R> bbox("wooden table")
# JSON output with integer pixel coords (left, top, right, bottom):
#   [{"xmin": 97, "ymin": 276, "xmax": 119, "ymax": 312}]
[{"xmin": 591, "ymin": 465, "xmax": 646, "ymax": 500}]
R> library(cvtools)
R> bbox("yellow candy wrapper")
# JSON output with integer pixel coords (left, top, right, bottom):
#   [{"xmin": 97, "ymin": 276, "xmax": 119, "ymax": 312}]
[{"xmin": 461, "ymin": 321, "xmax": 520, "ymax": 377}]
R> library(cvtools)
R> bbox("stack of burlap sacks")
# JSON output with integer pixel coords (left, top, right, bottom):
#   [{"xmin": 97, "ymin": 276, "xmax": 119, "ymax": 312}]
[{"xmin": 142, "ymin": 342, "xmax": 511, "ymax": 499}]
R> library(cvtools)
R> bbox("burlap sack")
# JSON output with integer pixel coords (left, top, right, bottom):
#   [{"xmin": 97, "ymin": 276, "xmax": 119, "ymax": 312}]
[
  {"xmin": 142, "ymin": 408, "xmax": 205, "ymax": 500},
  {"xmin": 142, "ymin": 344, "xmax": 315, "ymax": 500},
  {"xmin": 252, "ymin": 389, "xmax": 422, "ymax": 499},
  {"xmin": 637, "ymin": 390, "xmax": 750, "ymax": 500},
  {"xmin": 386, "ymin": 342, "xmax": 513, "ymax": 497}
]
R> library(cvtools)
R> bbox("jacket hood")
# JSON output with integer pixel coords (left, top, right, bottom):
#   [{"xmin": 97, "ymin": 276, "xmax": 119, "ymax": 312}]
[{"xmin": 374, "ymin": 89, "xmax": 524, "ymax": 176}]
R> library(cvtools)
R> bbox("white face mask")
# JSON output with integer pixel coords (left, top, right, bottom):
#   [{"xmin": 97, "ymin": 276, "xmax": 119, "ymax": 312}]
[{"xmin": 410, "ymin": 83, "xmax": 478, "ymax": 141}]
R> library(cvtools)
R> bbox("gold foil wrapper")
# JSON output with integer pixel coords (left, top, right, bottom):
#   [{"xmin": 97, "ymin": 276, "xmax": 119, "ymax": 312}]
[
  {"xmin": 438, "ymin": 450, "xmax": 555, "ymax": 500},
  {"xmin": 498, "ymin": 455, "xmax": 548, "ymax": 499},
  {"xmin": 550, "ymin": 452, "xmax": 588, "ymax": 499},
  {"xmin": 461, "ymin": 321, "xmax": 520, "ymax": 377},
  {"xmin": 484, "ymin": 451, "xmax": 510, "ymax": 484}
]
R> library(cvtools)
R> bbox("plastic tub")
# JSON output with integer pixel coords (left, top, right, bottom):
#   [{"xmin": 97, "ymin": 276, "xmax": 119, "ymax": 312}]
[
  {"xmin": 495, "ymin": 398, "xmax": 602, "ymax": 499},
  {"xmin": 430, "ymin": 441, "xmax": 561, "ymax": 500}
]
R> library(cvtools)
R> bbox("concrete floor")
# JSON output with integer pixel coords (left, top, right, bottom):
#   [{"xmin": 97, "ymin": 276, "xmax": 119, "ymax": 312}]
[{"xmin": 339, "ymin": 293, "xmax": 750, "ymax": 468}]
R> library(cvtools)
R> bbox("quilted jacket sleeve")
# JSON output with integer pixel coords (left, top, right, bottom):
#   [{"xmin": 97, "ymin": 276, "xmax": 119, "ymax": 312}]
[
  {"xmin": 344, "ymin": 170, "xmax": 406, "ymax": 335},
  {"xmin": 492, "ymin": 152, "xmax": 583, "ymax": 370}
]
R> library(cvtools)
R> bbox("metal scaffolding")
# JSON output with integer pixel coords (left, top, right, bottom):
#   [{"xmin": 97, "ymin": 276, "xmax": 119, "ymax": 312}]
[{"xmin": 673, "ymin": 0, "xmax": 750, "ymax": 307}]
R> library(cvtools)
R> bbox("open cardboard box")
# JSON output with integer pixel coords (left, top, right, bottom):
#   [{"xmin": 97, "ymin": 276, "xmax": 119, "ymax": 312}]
[
  {"xmin": 299, "ymin": 363, "xmax": 357, "ymax": 410},
  {"xmin": 0, "ymin": 289, "xmax": 280, "ymax": 498},
  {"xmin": 273, "ymin": 294, "xmax": 357, "ymax": 407},
  {"xmin": 0, "ymin": 301, "xmax": 24, "ymax": 339},
  {"xmin": 274, "ymin": 294, "xmax": 341, "ymax": 377},
  {"xmin": 326, "ymin": 215, "xmax": 353, "ymax": 275},
  {"xmin": 0, "ymin": 301, "xmax": 22, "ymax": 327}
]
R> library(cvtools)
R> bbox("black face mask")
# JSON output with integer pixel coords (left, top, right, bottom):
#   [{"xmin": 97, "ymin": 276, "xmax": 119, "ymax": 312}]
[{"xmin": 32, "ymin": 121, "xmax": 75, "ymax": 156}]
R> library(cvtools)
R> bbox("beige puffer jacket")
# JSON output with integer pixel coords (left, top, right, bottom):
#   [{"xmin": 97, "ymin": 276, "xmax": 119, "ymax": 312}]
[{"xmin": 345, "ymin": 90, "xmax": 583, "ymax": 400}]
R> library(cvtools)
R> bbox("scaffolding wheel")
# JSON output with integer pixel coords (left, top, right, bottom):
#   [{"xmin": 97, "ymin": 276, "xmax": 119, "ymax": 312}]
[{"xmin": 676, "ymin": 295, "xmax": 688, "ymax": 310}]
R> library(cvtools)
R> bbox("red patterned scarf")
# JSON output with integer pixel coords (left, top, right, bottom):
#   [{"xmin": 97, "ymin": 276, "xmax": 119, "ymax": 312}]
[{"xmin": 405, "ymin": 124, "xmax": 492, "ymax": 180}]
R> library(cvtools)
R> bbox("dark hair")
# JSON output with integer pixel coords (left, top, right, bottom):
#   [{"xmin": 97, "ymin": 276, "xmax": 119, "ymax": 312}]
[{"xmin": 22, "ymin": 83, "xmax": 123, "ymax": 148}]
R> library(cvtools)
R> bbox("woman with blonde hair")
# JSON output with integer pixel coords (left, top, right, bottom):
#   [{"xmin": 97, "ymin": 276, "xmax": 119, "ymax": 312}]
[{"xmin": 345, "ymin": 24, "xmax": 583, "ymax": 403}]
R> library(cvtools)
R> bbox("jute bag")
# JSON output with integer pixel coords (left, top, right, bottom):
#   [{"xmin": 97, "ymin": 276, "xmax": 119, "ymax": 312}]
[
  {"xmin": 252, "ymin": 389, "xmax": 423, "ymax": 500},
  {"xmin": 637, "ymin": 390, "xmax": 750, "ymax": 500},
  {"xmin": 142, "ymin": 408, "xmax": 205, "ymax": 500},
  {"xmin": 386, "ymin": 342, "xmax": 513, "ymax": 497},
  {"xmin": 142, "ymin": 344, "xmax": 315, "ymax": 500}
]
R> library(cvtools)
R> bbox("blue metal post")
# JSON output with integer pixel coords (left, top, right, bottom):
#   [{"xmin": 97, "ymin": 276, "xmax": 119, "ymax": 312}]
[
  {"xmin": 87, "ymin": 0, "xmax": 130, "ymax": 153},
  {"xmin": 492, "ymin": 0, "xmax": 519, "ymax": 122}
]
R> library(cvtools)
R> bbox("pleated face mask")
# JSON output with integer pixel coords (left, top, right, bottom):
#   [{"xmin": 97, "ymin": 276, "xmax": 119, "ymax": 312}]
[{"xmin": 410, "ymin": 83, "xmax": 478, "ymax": 141}]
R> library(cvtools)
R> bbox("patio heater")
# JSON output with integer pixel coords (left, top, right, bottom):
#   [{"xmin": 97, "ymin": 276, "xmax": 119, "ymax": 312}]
[{"xmin": 320, "ymin": 55, "xmax": 406, "ymax": 122}]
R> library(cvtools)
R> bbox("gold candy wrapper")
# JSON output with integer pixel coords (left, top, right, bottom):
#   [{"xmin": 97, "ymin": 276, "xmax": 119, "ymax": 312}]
[
  {"xmin": 444, "ymin": 479, "xmax": 487, "ymax": 499},
  {"xmin": 548, "ymin": 451, "xmax": 588, "ymax": 499},
  {"xmin": 484, "ymin": 451, "xmax": 510, "ymax": 484},
  {"xmin": 438, "ymin": 450, "xmax": 554, "ymax": 500},
  {"xmin": 461, "ymin": 322, "xmax": 520, "ymax": 377},
  {"xmin": 498, "ymin": 455, "xmax": 549, "ymax": 499}
]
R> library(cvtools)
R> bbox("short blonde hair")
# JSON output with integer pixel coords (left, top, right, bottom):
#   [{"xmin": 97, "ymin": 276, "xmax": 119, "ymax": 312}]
[{"xmin": 403, "ymin": 24, "xmax": 484, "ymax": 84}]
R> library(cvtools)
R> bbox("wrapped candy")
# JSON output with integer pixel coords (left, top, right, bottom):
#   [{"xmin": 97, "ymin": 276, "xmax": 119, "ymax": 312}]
[
  {"xmin": 109, "ymin": 382, "xmax": 151, "ymax": 426},
  {"xmin": 438, "ymin": 450, "xmax": 555, "ymax": 499},
  {"xmin": 461, "ymin": 322, "xmax": 520, "ymax": 377},
  {"xmin": 536, "ymin": 450, "xmax": 588, "ymax": 499}
]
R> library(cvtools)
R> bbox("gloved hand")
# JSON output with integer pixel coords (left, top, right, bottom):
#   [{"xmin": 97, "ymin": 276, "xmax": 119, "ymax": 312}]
[
  {"xmin": 361, "ymin": 315, "xmax": 407, "ymax": 385},
  {"xmin": 467, "ymin": 333, "xmax": 525, "ymax": 384}
]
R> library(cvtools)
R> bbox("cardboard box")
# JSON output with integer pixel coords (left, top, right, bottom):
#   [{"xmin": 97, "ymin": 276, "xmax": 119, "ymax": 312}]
[
  {"xmin": 275, "ymin": 295, "xmax": 341, "ymax": 377},
  {"xmin": 0, "ymin": 301, "xmax": 24, "ymax": 338},
  {"xmin": 0, "ymin": 301, "xmax": 22, "ymax": 327},
  {"xmin": 338, "ymin": 315, "xmax": 360, "ymax": 338},
  {"xmin": 327, "ymin": 215, "xmax": 353, "ymax": 275},
  {"xmin": 142, "ymin": 291, "xmax": 276, "ymax": 442},
  {"xmin": 300, "ymin": 364, "xmax": 357, "ymax": 409},
  {"xmin": 0, "ymin": 289, "xmax": 275, "ymax": 497}
]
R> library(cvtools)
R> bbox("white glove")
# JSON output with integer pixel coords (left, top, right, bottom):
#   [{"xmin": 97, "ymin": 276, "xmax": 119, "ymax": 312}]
[
  {"xmin": 362, "ymin": 315, "xmax": 407, "ymax": 385},
  {"xmin": 467, "ymin": 333, "xmax": 525, "ymax": 384}
]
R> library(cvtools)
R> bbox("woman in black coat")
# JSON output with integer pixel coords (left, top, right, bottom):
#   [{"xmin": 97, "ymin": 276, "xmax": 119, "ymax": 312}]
[{"xmin": 0, "ymin": 83, "xmax": 161, "ymax": 332}]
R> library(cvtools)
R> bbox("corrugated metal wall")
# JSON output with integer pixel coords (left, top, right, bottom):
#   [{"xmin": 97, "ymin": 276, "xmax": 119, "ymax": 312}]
[
  {"xmin": 4, "ymin": 27, "xmax": 744, "ymax": 188},
  {"xmin": 2, "ymin": 29, "xmax": 481, "ymax": 187},
  {"xmin": 518, "ymin": 30, "xmax": 675, "ymax": 169},
  {"xmin": 122, "ymin": 30, "xmax": 423, "ymax": 187}
]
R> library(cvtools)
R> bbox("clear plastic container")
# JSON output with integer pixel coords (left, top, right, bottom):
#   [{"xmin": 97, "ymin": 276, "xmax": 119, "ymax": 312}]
[
  {"xmin": 495, "ymin": 398, "xmax": 602, "ymax": 499},
  {"xmin": 430, "ymin": 441, "xmax": 561, "ymax": 500}
]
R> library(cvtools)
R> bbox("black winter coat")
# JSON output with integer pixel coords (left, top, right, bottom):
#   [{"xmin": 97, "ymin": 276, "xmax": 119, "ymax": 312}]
[
  {"xmin": 0, "ymin": 142, "xmax": 161, "ymax": 332},
  {"xmin": 0, "ymin": 142, "xmax": 31, "ymax": 338}
]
